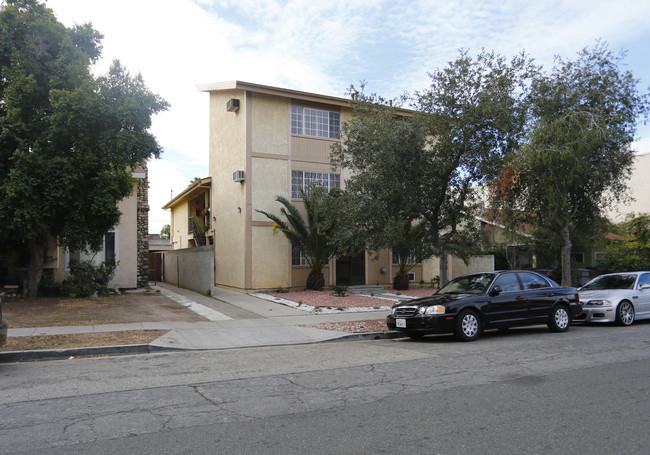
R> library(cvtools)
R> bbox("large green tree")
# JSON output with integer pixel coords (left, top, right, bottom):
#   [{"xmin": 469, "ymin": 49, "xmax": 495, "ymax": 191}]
[
  {"xmin": 330, "ymin": 90, "xmax": 431, "ymax": 289},
  {"xmin": 0, "ymin": 0, "xmax": 168, "ymax": 295},
  {"xmin": 490, "ymin": 42, "xmax": 649, "ymax": 286},
  {"xmin": 332, "ymin": 50, "xmax": 533, "ymax": 285},
  {"xmin": 414, "ymin": 50, "xmax": 535, "ymax": 284}
]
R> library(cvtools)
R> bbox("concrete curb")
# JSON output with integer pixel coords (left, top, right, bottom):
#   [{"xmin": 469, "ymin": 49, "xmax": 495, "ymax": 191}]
[
  {"xmin": 0, "ymin": 344, "xmax": 184, "ymax": 363},
  {"xmin": 0, "ymin": 331, "xmax": 406, "ymax": 363}
]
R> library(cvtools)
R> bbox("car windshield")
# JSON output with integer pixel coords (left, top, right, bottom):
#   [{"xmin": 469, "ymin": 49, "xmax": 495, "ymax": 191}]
[
  {"xmin": 581, "ymin": 274, "xmax": 636, "ymax": 291},
  {"xmin": 437, "ymin": 273, "xmax": 494, "ymax": 295}
]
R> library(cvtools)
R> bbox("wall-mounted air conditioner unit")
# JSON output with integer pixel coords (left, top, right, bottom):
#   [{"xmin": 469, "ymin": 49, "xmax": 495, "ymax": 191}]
[
  {"xmin": 232, "ymin": 170, "xmax": 245, "ymax": 182},
  {"xmin": 226, "ymin": 98, "xmax": 240, "ymax": 112}
]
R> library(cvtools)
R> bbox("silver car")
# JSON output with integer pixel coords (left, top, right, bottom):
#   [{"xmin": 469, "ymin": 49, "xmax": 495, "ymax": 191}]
[{"xmin": 577, "ymin": 272, "xmax": 650, "ymax": 326}]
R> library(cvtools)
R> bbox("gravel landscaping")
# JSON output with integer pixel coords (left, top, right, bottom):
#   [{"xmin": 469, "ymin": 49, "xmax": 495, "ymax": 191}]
[{"xmin": 253, "ymin": 286, "xmax": 437, "ymax": 313}]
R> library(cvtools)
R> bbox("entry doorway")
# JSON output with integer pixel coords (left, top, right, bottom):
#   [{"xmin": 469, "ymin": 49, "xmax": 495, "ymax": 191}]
[{"xmin": 336, "ymin": 252, "xmax": 365, "ymax": 286}]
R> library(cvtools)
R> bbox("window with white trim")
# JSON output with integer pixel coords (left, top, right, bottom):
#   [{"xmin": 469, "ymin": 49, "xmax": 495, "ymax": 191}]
[
  {"xmin": 392, "ymin": 251, "xmax": 420, "ymax": 265},
  {"xmin": 65, "ymin": 230, "xmax": 119, "ymax": 270},
  {"xmin": 291, "ymin": 170, "xmax": 341, "ymax": 198},
  {"xmin": 292, "ymin": 247, "xmax": 309, "ymax": 266},
  {"xmin": 291, "ymin": 106, "xmax": 340, "ymax": 139}
]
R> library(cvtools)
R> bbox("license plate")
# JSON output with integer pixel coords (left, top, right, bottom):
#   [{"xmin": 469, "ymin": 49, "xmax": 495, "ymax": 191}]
[{"xmin": 396, "ymin": 318, "xmax": 406, "ymax": 328}]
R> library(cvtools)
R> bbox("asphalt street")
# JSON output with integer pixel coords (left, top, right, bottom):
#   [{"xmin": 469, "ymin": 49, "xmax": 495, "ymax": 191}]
[{"xmin": 1, "ymin": 321, "xmax": 649, "ymax": 454}]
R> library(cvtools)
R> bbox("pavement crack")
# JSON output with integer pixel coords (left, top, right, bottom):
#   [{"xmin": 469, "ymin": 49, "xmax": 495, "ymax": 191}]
[{"xmin": 192, "ymin": 385, "xmax": 221, "ymax": 406}]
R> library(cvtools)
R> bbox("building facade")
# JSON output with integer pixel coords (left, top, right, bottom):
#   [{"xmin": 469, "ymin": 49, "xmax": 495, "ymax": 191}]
[
  {"xmin": 163, "ymin": 177, "xmax": 213, "ymax": 250},
  {"xmin": 607, "ymin": 152, "xmax": 650, "ymax": 221},
  {"xmin": 173, "ymin": 81, "xmax": 492, "ymax": 292}
]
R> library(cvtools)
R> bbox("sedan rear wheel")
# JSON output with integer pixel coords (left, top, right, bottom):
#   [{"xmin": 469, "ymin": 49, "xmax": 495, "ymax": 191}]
[
  {"xmin": 455, "ymin": 310, "xmax": 481, "ymax": 342},
  {"xmin": 548, "ymin": 305, "xmax": 570, "ymax": 332},
  {"xmin": 615, "ymin": 301, "xmax": 635, "ymax": 326}
]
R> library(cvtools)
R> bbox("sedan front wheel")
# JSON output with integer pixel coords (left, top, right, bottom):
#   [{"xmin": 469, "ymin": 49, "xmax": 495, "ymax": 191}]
[
  {"xmin": 616, "ymin": 301, "xmax": 635, "ymax": 326},
  {"xmin": 455, "ymin": 310, "xmax": 481, "ymax": 342}
]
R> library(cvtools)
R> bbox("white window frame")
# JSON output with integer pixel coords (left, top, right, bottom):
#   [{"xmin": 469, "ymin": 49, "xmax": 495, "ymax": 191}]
[
  {"xmin": 392, "ymin": 251, "xmax": 420, "ymax": 265},
  {"xmin": 291, "ymin": 170, "xmax": 341, "ymax": 199},
  {"xmin": 291, "ymin": 106, "xmax": 340, "ymax": 139},
  {"xmin": 292, "ymin": 247, "xmax": 309, "ymax": 266},
  {"xmin": 65, "ymin": 230, "xmax": 119, "ymax": 271}
]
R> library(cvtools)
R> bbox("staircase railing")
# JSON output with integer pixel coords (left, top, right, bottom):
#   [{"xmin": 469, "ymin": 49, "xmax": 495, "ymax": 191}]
[{"xmin": 188, "ymin": 217, "xmax": 206, "ymax": 246}]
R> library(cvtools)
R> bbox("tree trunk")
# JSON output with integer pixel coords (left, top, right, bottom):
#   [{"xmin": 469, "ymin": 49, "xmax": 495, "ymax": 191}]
[
  {"xmin": 306, "ymin": 269, "xmax": 325, "ymax": 291},
  {"xmin": 439, "ymin": 249, "xmax": 449, "ymax": 286},
  {"xmin": 27, "ymin": 238, "xmax": 45, "ymax": 297},
  {"xmin": 560, "ymin": 224, "xmax": 572, "ymax": 287},
  {"xmin": 393, "ymin": 270, "xmax": 410, "ymax": 291}
]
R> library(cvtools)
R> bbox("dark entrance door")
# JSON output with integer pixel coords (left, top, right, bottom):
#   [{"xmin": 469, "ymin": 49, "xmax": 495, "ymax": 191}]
[{"xmin": 336, "ymin": 252, "xmax": 365, "ymax": 286}]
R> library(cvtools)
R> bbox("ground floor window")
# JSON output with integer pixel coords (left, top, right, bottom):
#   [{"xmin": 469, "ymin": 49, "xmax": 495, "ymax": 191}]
[
  {"xmin": 392, "ymin": 251, "xmax": 420, "ymax": 264},
  {"xmin": 65, "ymin": 230, "xmax": 119, "ymax": 270},
  {"xmin": 292, "ymin": 247, "xmax": 309, "ymax": 266}
]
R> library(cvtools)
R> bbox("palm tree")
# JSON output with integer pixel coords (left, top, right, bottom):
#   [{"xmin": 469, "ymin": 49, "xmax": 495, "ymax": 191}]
[
  {"xmin": 391, "ymin": 221, "xmax": 426, "ymax": 290},
  {"xmin": 257, "ymin": 187, "xmax": 335, "ymax": 290}
]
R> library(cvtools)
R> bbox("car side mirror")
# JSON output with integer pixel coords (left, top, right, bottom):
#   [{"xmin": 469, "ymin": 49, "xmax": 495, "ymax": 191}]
[
  {"xmin": 639, "ymin": 284, "xmax": 650, "ymax": 290},
  {"xmin": 489, "ymin": 286, "xmax": 502, "ymax": 297}
]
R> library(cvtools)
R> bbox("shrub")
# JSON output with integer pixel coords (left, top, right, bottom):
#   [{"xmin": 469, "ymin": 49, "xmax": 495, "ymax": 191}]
[
  {"xmin": 38, "ymin": 275, "xmax": 62, "ymax": 297},
  {"xmin": 62, "ymin": 261, "xmax": 117, "ymax": 297},
  {"xmin": 329, "ymin": 285, "xmax": 348, "ymax": 297}
]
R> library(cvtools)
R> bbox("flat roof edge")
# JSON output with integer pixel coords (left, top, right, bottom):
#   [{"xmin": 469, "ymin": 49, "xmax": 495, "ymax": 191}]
[{"xmin": 197, "ymin": 80, "xmax": 352, "ymax": 107}]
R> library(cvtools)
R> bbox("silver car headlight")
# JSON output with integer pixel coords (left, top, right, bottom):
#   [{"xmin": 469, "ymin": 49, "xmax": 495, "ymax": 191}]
[
  {"xmin": 586, "ymin": 299, "xmax": 612, "ymax": 307},
  {"xmin": 418, "ymin": 305, "xmax": 446, "ymax": 315}
]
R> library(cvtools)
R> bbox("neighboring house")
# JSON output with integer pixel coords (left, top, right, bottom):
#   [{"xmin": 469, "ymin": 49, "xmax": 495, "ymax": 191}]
[
  {"xmin": 162, "ymin": 177, "xmax": 212, "ymax": 249},
  {"xmin": 42, "ymin": 166, "xmax": 151, "ymax": 289},
  {"xmin": 475, "ymin": 214, "xmax": 535, "ymax": 270},
  {"xmin": 164, "ymin": 81, "xmax": 492, "ymax": 292},
  {"xmin": 476, "ymin": 208, "xmax": 627, "ymax": 285}
]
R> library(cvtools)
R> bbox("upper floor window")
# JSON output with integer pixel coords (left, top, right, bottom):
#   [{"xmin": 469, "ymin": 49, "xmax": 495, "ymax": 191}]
[
  {"xmin": 291, "ymin": 106, "xmax": 340, "ymax": 139},
  {"xmin": 292, "ymin": 170, "xmax": 340, "ymax": 198}
]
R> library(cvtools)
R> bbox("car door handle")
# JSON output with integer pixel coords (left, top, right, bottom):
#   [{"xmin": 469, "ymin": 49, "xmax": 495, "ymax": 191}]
[{"xmin": 516, "ymin": 296, "xmax": 525, "ymax": 300}]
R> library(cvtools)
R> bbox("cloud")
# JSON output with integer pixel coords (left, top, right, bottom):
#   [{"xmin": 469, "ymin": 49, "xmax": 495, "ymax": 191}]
[{"xmin": 45, "ymin": 0, "xmax": 650, "ymax": 232}]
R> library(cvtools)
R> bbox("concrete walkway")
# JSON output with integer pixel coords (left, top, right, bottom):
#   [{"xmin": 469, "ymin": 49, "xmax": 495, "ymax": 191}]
[{"xmin": 3, "ymin": 283, "xmax": 394, "ymax": 360}]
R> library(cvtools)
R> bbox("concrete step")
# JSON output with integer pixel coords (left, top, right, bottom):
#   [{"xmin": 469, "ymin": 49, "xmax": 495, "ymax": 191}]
[{"xmin": 346, "ymin": 285, "xmax": 387, "ymax": 295}]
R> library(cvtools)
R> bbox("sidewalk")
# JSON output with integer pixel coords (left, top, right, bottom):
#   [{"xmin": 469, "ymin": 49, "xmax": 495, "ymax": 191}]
[{"xmin": 1, "ymin": 283, "xmax": 397, "ymax": 362}]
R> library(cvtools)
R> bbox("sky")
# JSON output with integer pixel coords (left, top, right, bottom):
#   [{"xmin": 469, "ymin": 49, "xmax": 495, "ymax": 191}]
[{"xmin": 46, "ymin": 0, "xmax": 650, "ymax": 234}]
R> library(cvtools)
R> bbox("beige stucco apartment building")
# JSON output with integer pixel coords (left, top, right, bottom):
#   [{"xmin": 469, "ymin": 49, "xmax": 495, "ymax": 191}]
[
  {"xmin": 607, "ymin": 152, "xmax": 650, "ymax": 221},
  {"xmin": 163, "ymin": 81, "xmax": 491, "ymax": 292}
]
